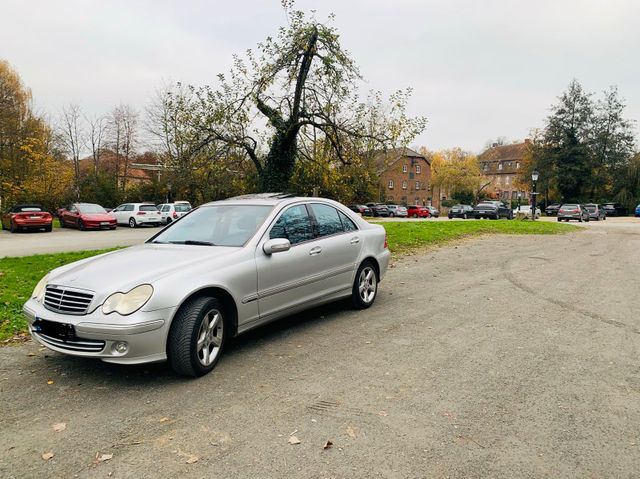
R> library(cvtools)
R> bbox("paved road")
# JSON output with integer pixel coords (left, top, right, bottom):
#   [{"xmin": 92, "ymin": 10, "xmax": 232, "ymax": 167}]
[
  {"xmin": 2, "ymin": 222, "xmax": 640, "ymax": 478},
  {"xmin": 2, "ymin": 216, "xmax": 637, "ymax": 258},
  {"xmin": 0, "ymin": 226, "xmax": 157, "ymax": 258}
]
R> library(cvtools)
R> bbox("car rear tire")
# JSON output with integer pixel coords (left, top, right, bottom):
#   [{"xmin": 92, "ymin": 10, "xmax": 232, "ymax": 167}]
[
  {"xmin": 413, "ymin": 214, "xmax": 418, "ymax": 218},
  {"xmin": 351, "ymin": 261, "xmax": 378, "ymax": 310},
  {"xmin": 129, "ymin": 217, "xmax": 136, "ymax": 228},
  {"xmin": 166, "ymin": 217, "xmax": 173, "ymax": 224},
  {"xmin": 388, "ymin": 212, "xmax": 394, "ymax": 218},
  {"xmin": 168, "ymin": 296, "xmax": 227, "ymax": 377},
  {"xmin": 10, "ymin": 222, "xmax": 16, "ymax": 233},
  {"xmin": 45, "ymin": 225, "xmax": 52, "ymax": 232}
]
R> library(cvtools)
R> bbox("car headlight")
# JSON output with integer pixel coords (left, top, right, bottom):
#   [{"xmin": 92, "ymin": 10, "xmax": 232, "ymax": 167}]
[
  {"xmin": 32, "ymin": 274, "xmax": 50, "ymax": 302},
  {"xmin": 102, "ymin": 284, "xmax": 153, "ymax": 316}
]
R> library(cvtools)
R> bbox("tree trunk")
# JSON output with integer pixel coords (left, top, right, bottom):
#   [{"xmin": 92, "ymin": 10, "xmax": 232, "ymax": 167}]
[{"xmin": 259, "ymin": 125, "xmax": 299, "ymax": 192}]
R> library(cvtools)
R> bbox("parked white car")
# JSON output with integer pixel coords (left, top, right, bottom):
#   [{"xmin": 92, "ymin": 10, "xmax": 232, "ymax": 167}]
[
  {"xmin": 23, "ymin": 194, "xmax": 390, "ymax": 377},
  {"xmin": 513, "ymin": 205, "xmax": 541, "ymax": 219},
  {"xmin": 157, "ymin": 202, "xmax": 192, "ymax": 224},
  {"xmin": 112, "ymin": 203, "xmax": 162, "ymax": 228}
]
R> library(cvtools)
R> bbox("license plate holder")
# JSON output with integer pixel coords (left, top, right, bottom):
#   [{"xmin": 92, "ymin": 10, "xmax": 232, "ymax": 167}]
[{"xmin": 33, "ymin": 318, "xmax": 76, "ymax": 341}]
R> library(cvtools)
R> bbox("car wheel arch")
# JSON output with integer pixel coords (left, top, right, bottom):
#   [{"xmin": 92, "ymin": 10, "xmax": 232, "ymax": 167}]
[
  {"xmin": 358, "ymin": 256, "xmax": 380, "ymax": 282},
  {"xmin": 170, "ymin": 286, "xmax": 239, "ymax": 339}
]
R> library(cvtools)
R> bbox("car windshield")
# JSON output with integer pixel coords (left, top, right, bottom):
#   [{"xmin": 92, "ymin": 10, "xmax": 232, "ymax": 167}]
[
  {"xmin": 78, "ymin": 204, "xmax": 106, "ymax": 214},
  {"xmin": 150, "ymin": 205, "xmax": 273, "ymax": 247},
  {"xmin": 140, "ymin": 205, "xmax": 158, "ymax": 212}
]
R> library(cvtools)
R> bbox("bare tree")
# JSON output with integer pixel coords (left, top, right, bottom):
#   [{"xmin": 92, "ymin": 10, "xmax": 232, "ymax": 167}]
[
  {"xmin": 59, "ymin": 104, "xmax": 84, "ymax": 198},
  {"xmin": 85, "ymin": 114, "xmax": 107, "ymax": 175},
  {"xmin": 107, "ymin": 105, "xmax": 138, "ymax": 192}
]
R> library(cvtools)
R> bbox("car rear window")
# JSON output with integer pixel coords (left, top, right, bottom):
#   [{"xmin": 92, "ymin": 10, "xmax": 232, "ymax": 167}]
[
  {"xmin": 175, "ymin": 204, "xmax": 191, "ymax": 212},
  {"xmin": 562, "ymin": 204, "xmax": 578, "ymax": 209},
  {"xmin": 585, "ymin": 205, "xmax": 596, "ymax": 211},
  {"xmin": 15, "ymin": 206, "xmax": 42, "ymax": 212},
  {"xmin": 140, "ymin": 205, "xmax": 158, "ymax": 212}
]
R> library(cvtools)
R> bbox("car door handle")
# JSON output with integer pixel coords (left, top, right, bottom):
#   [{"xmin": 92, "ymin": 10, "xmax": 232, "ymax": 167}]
[
  {"xmin": 309, "ymin": 246, "xmax": 322, "ymax": 256},
  {"xmin": 350, "ymin": 237, "xmax": 360, "ymax": 245}
]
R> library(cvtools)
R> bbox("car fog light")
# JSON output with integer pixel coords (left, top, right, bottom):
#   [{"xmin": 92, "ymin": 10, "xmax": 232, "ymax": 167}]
[{"xmin": 114, "ymin": 341, "xmax": 128, "ymax": 354}]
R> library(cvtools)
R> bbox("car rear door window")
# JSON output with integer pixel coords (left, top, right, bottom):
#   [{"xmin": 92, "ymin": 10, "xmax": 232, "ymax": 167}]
[
  {"xmin": 270, "ymin": 205, "xmax": 314, "ymax": 245},
  {"xmin": 310, "ymin": 204, "xmax": 344, "ymax": 237},
  {"xmin": 338, "ymin": 211, "xmax": 357, "ymax": 232}
]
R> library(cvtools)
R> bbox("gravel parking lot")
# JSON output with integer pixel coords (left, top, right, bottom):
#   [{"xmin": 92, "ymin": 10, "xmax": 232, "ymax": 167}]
[{"xmin": 1, "ymin": 220, "xmax": 639, "ymax": 477}]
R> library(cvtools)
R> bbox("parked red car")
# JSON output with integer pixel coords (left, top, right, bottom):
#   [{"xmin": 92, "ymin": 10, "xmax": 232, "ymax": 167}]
[
  {"xmin": 1, "ymin": 204, "xmax": 53, "ymax": 233},
  {"xmin": 59, "ymin": 203, "xmax": 117, "ymax": 230},
  {"xmin": 407, "ymin": 205, "xmax": 431, "ymax": 218}
]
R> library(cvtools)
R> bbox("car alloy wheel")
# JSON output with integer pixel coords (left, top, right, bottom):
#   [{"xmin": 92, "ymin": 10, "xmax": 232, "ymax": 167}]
[
  {"xmin": 352, "ymin": 261, "xmax": 378, "ymax": 309},
  {"xmin": 463, "ymin": 213, "xmax": 467, "ymax": 219},
  {"xmin": 168, "ymin": 296, "xmax": 227, "ymax": 376},
  {"xmin": 129, "ymin": 217, "xmax": 136, "ymax": 228}
]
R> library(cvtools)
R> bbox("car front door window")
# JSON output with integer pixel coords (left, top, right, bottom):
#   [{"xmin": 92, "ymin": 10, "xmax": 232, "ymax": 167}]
[{"xmin": 270, "ymin": 205, "xmax": 313, "ymax": 245}]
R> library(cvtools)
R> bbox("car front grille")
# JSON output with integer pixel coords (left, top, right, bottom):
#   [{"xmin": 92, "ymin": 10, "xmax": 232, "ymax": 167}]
[
  {"xmin": 44, "ymin": 286, "xmax": 94, "ymax": 315},
  {"xmin": 33, "ymin": 332, "xmax": 105, "ymax": 352}
]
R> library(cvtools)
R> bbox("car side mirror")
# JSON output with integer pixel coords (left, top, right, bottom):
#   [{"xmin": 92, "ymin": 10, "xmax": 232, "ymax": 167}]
[{"xmin": 263, "ymin": 238, "xmax": 291, "ymax": 255}]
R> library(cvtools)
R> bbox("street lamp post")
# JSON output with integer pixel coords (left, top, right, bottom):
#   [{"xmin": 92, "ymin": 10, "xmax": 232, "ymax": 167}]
[
  {"xmin": 517, "ymin": 191, "xmax": 522, "ymax": 212},
  {"xmin": 531, "ymin": 170, "xmax": 539, "ymax": 221}
]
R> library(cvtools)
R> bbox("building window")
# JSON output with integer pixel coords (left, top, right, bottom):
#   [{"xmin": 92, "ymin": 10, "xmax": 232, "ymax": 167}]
[
  {"xmin": 415, "ymin": 181, "xmax": 420, "ymax": 190},
  {"xmin": 402, "ymin": 180, "xmax": 407, "ymax": 190},
  {"xmin": 402, "ymin": 164, "xmax": 408, "ymax": 173},
  {"xmin": 498, "ymin": 162, "xmax": 503, "ymax": 171},
  {"xmin": 505, "ymin": 175, "xmax": 510, "ymax": 185},
  {"xmin": 388, "ymin": 180, "xmax": 394, "ymax": 189},
  {"xmin": 416, "ymin": 165, "xmax": 421, "ymax": 174},
  {"xmin": 516, "ymin": 161, "xmax": 520, "ymax": 169}
]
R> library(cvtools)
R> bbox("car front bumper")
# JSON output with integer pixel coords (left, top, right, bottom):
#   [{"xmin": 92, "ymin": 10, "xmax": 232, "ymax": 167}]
[{"xmin": 23, "ymin": 299, "xmax": 177, "ymax": 364}]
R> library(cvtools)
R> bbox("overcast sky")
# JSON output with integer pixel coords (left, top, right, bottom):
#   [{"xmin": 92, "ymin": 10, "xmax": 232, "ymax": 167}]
[{"xmin": 2, "ymin": 0, "xmax": 639, "ymax": 153}]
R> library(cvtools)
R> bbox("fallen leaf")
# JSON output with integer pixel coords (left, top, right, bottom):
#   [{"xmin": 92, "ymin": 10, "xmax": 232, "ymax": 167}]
[
  {"xmin": 323, "ymin": 440, "xmax": 333, "ymax": 450},
  {"xmin": 378, "ymin": 411, "xmax": 388, "ymax": 417},
  {"xmin": 185, "ymin": 455, "xmax": 199, "ymax": 464},
  {"xmin": 42, "ymin": 452, "xmax": 54, "ymax": 461},
  {"xmin": 26, "ymin": 352, "xmax": 36, "ymax": 357},
  {"xmin": 159, "ymin": 417, "xmax": 170, "ymax": 423},
  {"xmin": 345, "ymin": 426, "xmax": 357, "ymax": 438},
  {"xmin": 47, "ymin": 380, "xmax": 54, "ymax": 385},
  {"xmin": 95, "ymin": 453, "xmax": 113, "ymax": 463},
  {"xmin": 52, "ymin": 422, "xmax": 66, "ymax": 433},
  {"xmin": 288, "ymin": 436, "xmax": 301, "ymax": 445}
]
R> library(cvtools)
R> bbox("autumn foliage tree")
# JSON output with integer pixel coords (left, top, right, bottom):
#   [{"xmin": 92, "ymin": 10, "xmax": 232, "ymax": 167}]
[
  {"xmin": 182, "ymin": 1, "xmax": 425, "ymax": 192},
  {"xmin": 428, "ymin": 148, "xmax": 491, "ymax": 204}
]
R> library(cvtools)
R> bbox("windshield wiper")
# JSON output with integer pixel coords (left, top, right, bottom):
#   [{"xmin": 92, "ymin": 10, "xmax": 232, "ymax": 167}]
[{"xmin": 168, "ymin": 240, "xmax": 216, "ymax": 246}]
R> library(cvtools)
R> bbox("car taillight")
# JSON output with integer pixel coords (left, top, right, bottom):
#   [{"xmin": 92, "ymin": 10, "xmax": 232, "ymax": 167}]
[
  {"xmin": 172, "ymin": 212, "xmax": 178, "ymax": 218},
  {"xmin": 384, "ymin": 234, "xmax": 388, "ymax": 249}
]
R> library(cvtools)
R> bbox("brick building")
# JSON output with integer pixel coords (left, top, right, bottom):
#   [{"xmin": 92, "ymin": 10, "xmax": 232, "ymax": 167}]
[
  {"xmin": 477, "ymin": 140, "xmax": 530, "ymax": 202},
  {"xmin": 375, "ymin": 148, "xmax": 434, "ymax": 206}
]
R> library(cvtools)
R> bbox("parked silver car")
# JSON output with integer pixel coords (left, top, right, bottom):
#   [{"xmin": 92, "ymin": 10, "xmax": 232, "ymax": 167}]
[{"xmin": 23, "ymin": 194, "xmax": 390, "ymax": 376}]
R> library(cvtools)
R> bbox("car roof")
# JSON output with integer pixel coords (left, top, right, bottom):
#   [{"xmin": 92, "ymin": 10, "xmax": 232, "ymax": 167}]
[{"xmin": 203, "ymin": 193, "xmax": 343, "ymax": 208}]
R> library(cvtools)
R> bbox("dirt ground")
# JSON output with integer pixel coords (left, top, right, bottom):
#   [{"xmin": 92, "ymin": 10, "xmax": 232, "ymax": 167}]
[{"xmin": 1, "ymin": 221, "xmax": 639, "ymax": 478}]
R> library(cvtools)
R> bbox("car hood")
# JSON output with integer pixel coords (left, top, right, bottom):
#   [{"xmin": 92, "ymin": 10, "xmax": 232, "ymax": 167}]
[
  {"xmin": 80, "ymin": 213, "xmax": 115, "ymax": 221},
  {"xmin": 49, "ymin": 244, "xmax": 243, "ymax": 295}
]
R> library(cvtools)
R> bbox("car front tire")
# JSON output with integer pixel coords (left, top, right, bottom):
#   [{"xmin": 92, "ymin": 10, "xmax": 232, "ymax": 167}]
[
  {"xmin": 168, "ymin": 296, "xmax": 228, "ymax": 377},
  {"xmin": 129, "ymin": 217, "xmax": 136, "ymax": 228},
  {"xmin": 352, "ymin": 261, "xmax": 378, "ymax": 310}
]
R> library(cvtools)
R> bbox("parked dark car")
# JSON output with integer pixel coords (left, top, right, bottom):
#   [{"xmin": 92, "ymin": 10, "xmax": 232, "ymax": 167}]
[
  {"xmin": 366, "ymin": 203, "xmax": 391, "ymax": 217},
  {"xmin": 635, "ymin": 204, "xmax": 640, "ymax": 217},
  {"xmin": 59, "ymin": 203, "xmax": 117, "ymax": 230},
  {"xmin": 348, "ymin": 204, "xmax": 373, "ymax": 216},
  {"xmin": 386, "ymin": 204, "xmax": 408, "ymax": 218},
  {"xmin": 584, "ymin": 203, "xmax": 606, "ymax": 221},
  {"xmin": 473, "ymin": 201, "xmax": 513, "ymax": 219},
  {"xmin": 545, "ymin": 203, "xmax": 561, "ymax": 216},
  {"xmin": 406, "ymin": 205, "xmax": 431, "ymax": 218},
  {"xmin": 1, "ymin": 204, "xmax": 53, "ymax": 233},
  {"xmin": 557, "ymin": 204, "xmax": 590, "ymax": 222},
  {"xmin": 448, "ymin": 204, "xmax": 475, "ymax": 219},
  {"xmin": 601, "ymin": 202, "xmax": 628, "ymax": 217},
  {"xmin": 425, "ymin": 206, "xmax": 439, "ymax": 218}
]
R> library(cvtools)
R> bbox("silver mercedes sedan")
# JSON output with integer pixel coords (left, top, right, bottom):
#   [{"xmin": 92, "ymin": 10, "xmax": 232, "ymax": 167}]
[{"xmin": 23, "ymin": 194, "xmax": 390, "ymax": 376}]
